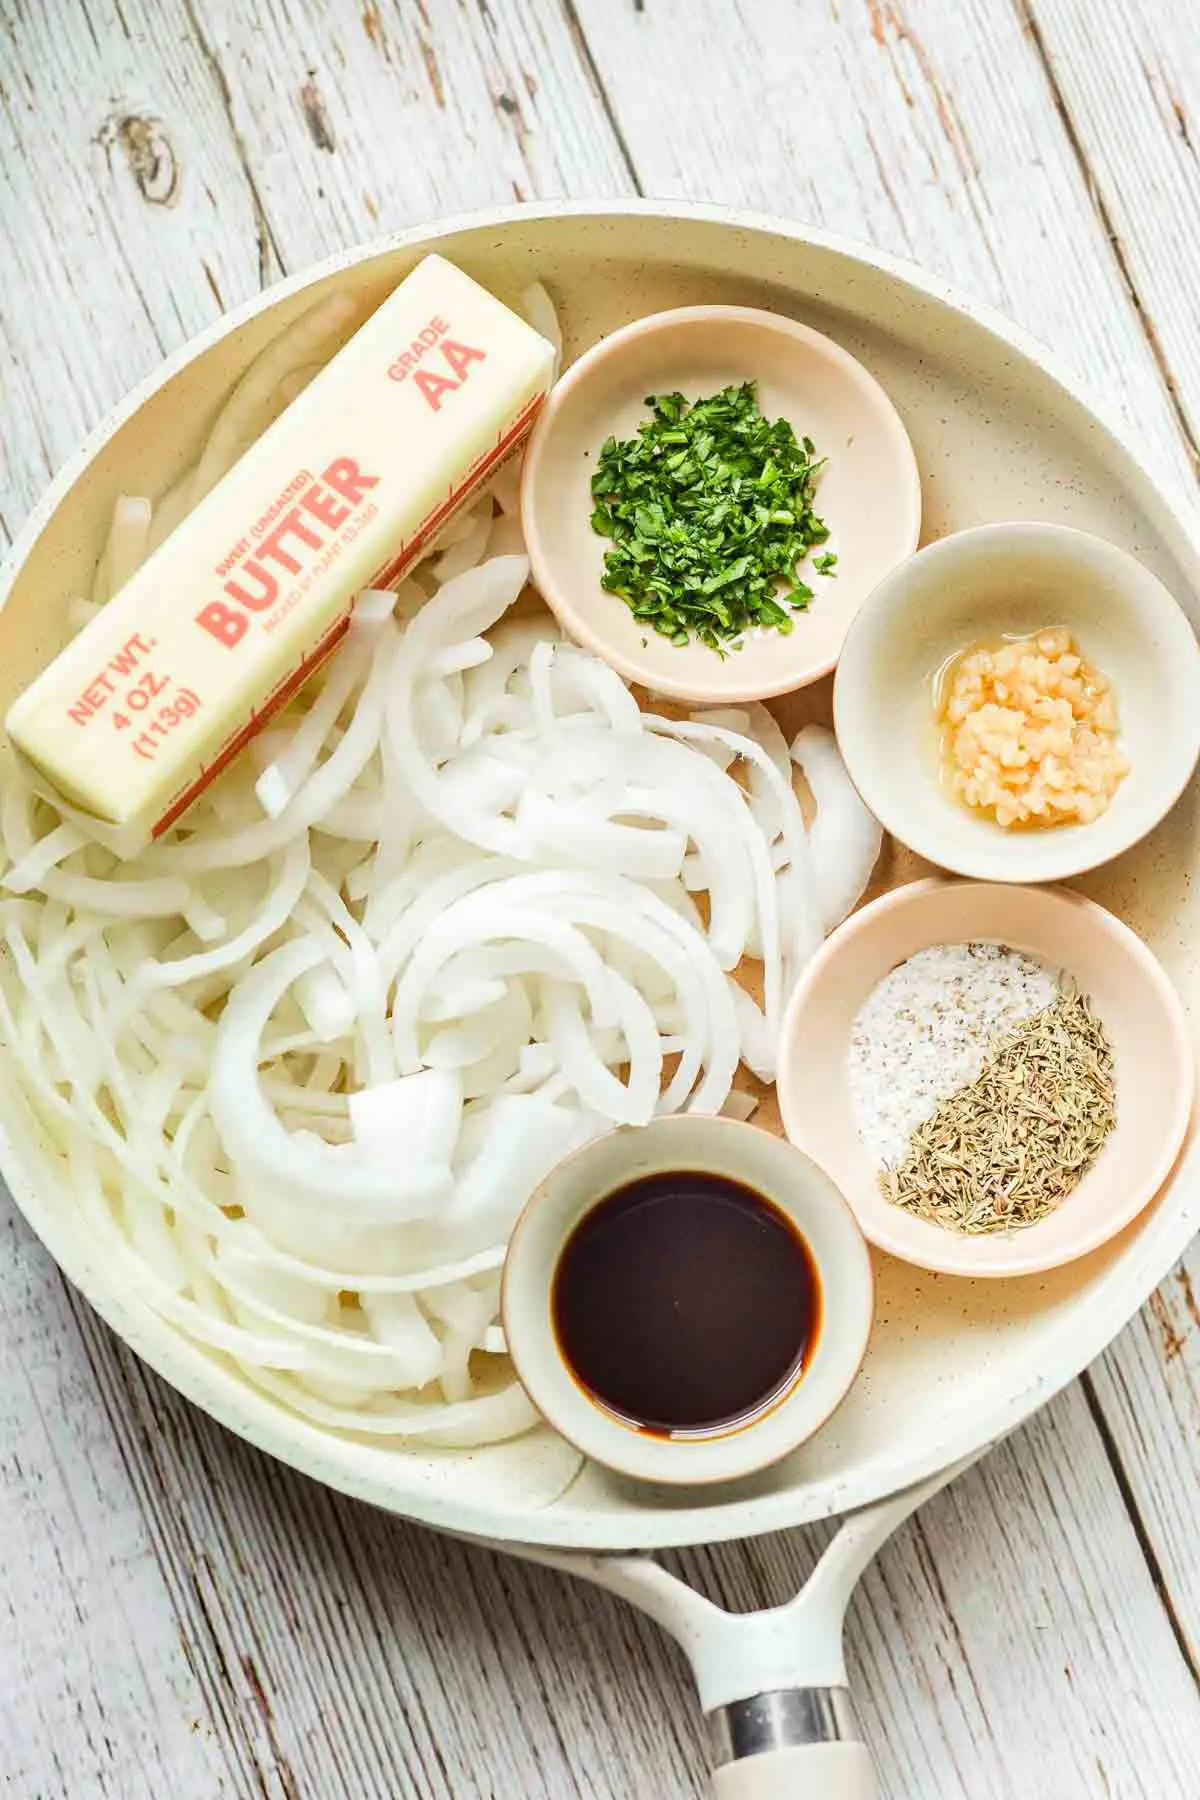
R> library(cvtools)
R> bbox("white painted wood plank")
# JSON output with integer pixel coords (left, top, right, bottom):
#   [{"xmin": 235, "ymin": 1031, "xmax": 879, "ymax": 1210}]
[
  {"xmin": 1, "ymin": 2, "xmax": 1199, "ymax": 1798},
  {"xmin": 1028, "ymin": 0, "xmax": 1200, "ymax": 462},
  {"xmin": 180, "ymin": 0, "xmax": 634, "ymax": 275},
  {"xmin": 1014, "ymin": 0, "xmax": 1200, "ymax": 1681},
  {"xmin": 1087, "ymin": 1274, "xmax": 1200, "ymax": 1675},
  {"xmin": 0, "ymin": 0, "xmax": 267, "ymax": 542},
  {"xmin": 62, "ymin": 1330, "xmax": 715, "ymax": 1800},
  {"xmin": 864, "ymin": 1388, "xmax": 1200, "ymax": 1797},
  {"xmin": 0, "ymin": 1211, "xmax": 236, "ymax": 1799},
  {"xmin": 668, "ymin": 1384, "xmax": 1200, "ymax": 1798},
  {"xmin": 62, "ymin": 1337, "xmax": 1200, "ymax": 1800},
  {"xmin": 569, "ymin": 0, "xmax": 1198, "ymax": 510}
]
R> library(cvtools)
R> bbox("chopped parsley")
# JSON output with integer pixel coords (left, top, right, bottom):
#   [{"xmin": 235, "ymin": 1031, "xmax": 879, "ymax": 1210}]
[{"xmin": 589, "ymin": 382, "xmax": 832, "ymax": 652}]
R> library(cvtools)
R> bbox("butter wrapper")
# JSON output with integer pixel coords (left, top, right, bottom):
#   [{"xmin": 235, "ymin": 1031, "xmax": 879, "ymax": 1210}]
[{"xmin": 7, "ymin": 254, "xmax": 554, "ymax": 854}]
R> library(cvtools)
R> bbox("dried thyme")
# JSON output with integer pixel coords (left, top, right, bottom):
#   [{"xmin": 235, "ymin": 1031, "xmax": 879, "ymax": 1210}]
[{"xmin": 881, "ymin": 986, "xmax": 1116, "ymax": 1235}]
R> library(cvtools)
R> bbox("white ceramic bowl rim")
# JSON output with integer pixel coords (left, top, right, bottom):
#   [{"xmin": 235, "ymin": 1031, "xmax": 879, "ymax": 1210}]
[
  {"xmin": 4, "ymin": 201, "xmax": 1200, "ymax": 1552},
  {"xmin": 500, "ymin": 1116, "xmax": 875, "ymax": 1487},
  {"xmin": 519, "ymin": 301, "xmax": 922, "ymax": 703},
  {"xmin": 832, "ymin": 519, "xmax": 1200, "ymax": 885},
  {"xmin": 776, "ymin": 877, "xmax": 1196, "ymax": 1277}
]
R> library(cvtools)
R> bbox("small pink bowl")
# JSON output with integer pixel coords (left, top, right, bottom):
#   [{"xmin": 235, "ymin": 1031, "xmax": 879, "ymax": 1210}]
[
  {"xmin": 777, "ymin": 878, "xmax": 1195, "ymax": 1278},
  {"xmin": 520, "ymin": 304, "xmax": 921, "ymax": 703}
]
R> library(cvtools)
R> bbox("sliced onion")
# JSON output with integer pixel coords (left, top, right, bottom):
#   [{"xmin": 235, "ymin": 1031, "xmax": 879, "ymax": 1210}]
[
  {"xmin": 791, "ymin": 723, "xmax": 883, "ymax": 929},
  {"xmin": 433, "ymin": 503, "xmax": 493, "ymax": 583},
  {"xmin": 255, "ymin": 616, "xmax": 376, "ymax": 817},
  {"xmin": 91, "ymin": 495, "xmax": 152, "ymax": 604},
  {"xmin": 386, "ymin": 558, "xmax": 533, "ymax": 856},
  {"xmin": 0, "ymin": 492, "xmax": 873, "ymax": 1455},
  {"xmin": 350, "ymin": 1068, "xmax": 463, "ymax": 1173},
  {"xmin": 209, "ymin": 936, "xmax": 449, "ymax": 1219},
  {"xmin": 294, "ymin": 962, "xmax": 356, "ymax": 1039},
  {"xmin": 190, "ymin": 293, "xmax": 359, "ymax": 507},
  {"xmin": 546, "ymin": 977, "xmax": 662, "ymax": 1127},
  {"xmin": 390, "ymin": 897, "xmax": 618, "ymax": 1070},
  {"xmin": 520, "ymin": 280, "xmax": 563, "ymax": 377},
  {"xmin": 441, "ymin": 1094, "xmax": 584, "ymax": 1242},
  {"xmin": 515, "ymin": 789, "xmax": 686, "ymax": 881},
  {"xmin": 424, "ymin": 983, "xmax": 531, "ymax": 1072},
  {"xmin": 359, "ymin": 1291, "xmax": 444, "ymax": 1389},
  {"xmin": 247, "ymin": 1364, "xmax": 539, "ymax": 1443},
  {"xmin": 152, "ymin": 623, "xmax": 399, "ymax": 875},
  {"xmin": 2, "ymin": 822, "xmax": 87, "ymax": 894},
  {"xmin": 134, "ymin": 836, "xmax": 310, "ymax": 995}
]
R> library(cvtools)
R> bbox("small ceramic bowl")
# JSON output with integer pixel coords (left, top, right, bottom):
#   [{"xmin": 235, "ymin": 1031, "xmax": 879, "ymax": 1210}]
[
  {"xmin": 501, "ymin": 1115, "xmax": 874, "ymax": 1485},
  {"xmin": 833, "ymin": 521, "xmax": 1200, "ymax": 883},
  {"xmin": 777, "ymin": 878, "xmax": 1195, "ymax": 1279},
  {"xmin": 520, "ymin": 305, "xmax": 920, "ymax": 703}
]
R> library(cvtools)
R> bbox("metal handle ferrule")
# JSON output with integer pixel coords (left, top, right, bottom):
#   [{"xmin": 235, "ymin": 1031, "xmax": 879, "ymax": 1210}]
[{"xmin": 709, "ymin": 1688, "xmax": 863, "ymax": 1766}]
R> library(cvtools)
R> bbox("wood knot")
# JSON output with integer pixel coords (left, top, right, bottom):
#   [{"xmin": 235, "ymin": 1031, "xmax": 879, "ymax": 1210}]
[
  {"xmin": 300, "ymin": 79, "xmax": 336, "ymax": 152},
  {"xmin": 102, "ymin": 113, "xmax": 180, "ymax": 206}
]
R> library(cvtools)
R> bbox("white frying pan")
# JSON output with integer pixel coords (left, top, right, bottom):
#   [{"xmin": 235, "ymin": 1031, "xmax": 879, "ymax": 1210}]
[{"xmin": 3, "ymin": 203, "xmax": 1199, "ymax": 1792}]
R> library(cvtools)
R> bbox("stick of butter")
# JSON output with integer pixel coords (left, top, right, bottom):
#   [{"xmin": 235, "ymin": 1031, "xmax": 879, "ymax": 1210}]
[{"xmin": 7, "ymin": 254, "xmax": 554, "ymax": 855}]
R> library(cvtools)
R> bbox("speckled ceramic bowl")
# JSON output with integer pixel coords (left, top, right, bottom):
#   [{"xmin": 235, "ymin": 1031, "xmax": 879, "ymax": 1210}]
[
  {"xmin": 834, "ymin": 522, "xmax": 1200, "ymax": 883},
  {"xmin": 520, "ymin": 304, "xmax": 921, "ymax": 702},
  {"xmin": 502, "ymin": 1116, "xmax": 874, "ymax": 1486},
  {"xmin": 777, "ymin": 878, "xmax": 1195, "ymax": 1278}
]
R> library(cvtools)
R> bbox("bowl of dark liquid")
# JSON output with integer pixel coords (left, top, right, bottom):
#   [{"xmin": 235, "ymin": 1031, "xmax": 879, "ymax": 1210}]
[{"xmin": 502, "ymin": 1116, "xmax": 874, "ymax": 1486}]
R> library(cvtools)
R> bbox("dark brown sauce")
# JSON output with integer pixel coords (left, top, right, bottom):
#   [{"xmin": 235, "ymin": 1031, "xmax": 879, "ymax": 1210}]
[{"xmin": 552, "ymin": 1170, "xmax": 820, "ymax": 1438}]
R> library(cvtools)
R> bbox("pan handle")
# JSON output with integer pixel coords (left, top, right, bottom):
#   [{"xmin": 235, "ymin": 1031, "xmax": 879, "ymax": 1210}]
[
  {"xmin": 711, "ymin": 1741, "xmax": 878, "ymax": 1798},
  {"xmin": 490, "ymin": 1455, "xmax": 984, "ymax": 1794}
]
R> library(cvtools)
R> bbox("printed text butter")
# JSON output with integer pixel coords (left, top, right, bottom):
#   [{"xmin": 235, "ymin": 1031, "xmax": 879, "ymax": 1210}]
[{"xmin": 7, "ymin": 255, "xmax": 555, "ymax": 852}]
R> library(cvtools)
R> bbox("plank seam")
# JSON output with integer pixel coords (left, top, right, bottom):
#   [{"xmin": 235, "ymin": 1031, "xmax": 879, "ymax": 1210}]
[
  {"xmin": 177, "ymin": 0, "xmax": 287, "ymax": 288},
  {"xmin": 907, "ymin": 1515, "xmax": 998, "ymax": 1736},
  {"xmin": 554, "ymin": 0, "xmax": 644, "ymax": 193},
  {"xmin": 60, "ymin": 1286, "xmax": 278, "ymax": 1798},
  {"xmin": 1017, "ymin": 0, "xmax": 1200, "ymax": 475},
  {"xmin": 1080, "ymin": 1369, "xmax": 1200, "ymax": 1693}
]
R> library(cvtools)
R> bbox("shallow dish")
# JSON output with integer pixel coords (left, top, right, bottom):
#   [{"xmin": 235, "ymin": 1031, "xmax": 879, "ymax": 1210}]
[
  {"xmin": 5, "ymin": 204, "xmax": 1200, "ymax": 1552},
  {"xmin": 777, "ymin": 878, "xmax": 1195, "ymax": 1278},
  {"xmin": 834, "ymin": 521, "xmax": 1200, "ymax": 883},
  {"xmin": 502, "ymin": 1116, "xmax": 873, "ymax": 1486},
  {"xmin": 520, "ymin": 303, "xmax": 921, "ymax": 702}
]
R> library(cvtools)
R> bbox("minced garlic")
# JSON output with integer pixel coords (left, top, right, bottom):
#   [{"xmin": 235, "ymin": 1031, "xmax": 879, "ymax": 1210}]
[{"xmin": 938, "ymin": 628, "xmax": 1129, "ymax": 829}]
